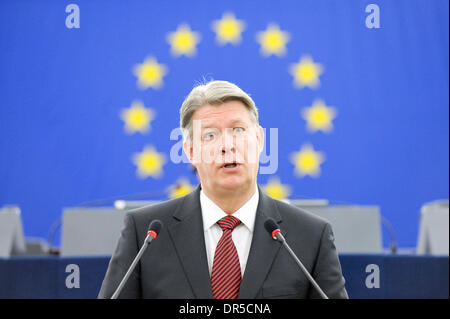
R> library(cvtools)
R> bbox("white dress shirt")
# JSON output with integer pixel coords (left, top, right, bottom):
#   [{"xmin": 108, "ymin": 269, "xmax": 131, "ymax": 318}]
[{"xmin": 200, "ymin": 188, "xmax": 259, "ymax": 276}]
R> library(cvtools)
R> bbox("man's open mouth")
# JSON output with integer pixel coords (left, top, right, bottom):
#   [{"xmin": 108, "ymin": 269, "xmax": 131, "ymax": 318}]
[{"xmin": 221, "ymin": 163, "xmax": 238, "ymax": 168}]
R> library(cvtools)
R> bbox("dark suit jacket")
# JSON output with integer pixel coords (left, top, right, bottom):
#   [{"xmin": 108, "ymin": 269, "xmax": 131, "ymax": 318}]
[{"xmin": 98, "ymin": 185, "xmax": 348, "ymax": 299}]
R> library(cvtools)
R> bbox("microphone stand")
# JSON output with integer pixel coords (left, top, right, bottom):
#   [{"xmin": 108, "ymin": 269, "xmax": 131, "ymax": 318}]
[
  {"xmin": 276, "ymin": 232, "xmax": 329, "ymax": 299},
  {"xmin": 111, "ymin": 232, "xmax": 155, "ymax": 299}
]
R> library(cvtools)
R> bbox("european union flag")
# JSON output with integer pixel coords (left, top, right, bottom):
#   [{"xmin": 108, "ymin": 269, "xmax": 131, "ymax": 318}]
[{"xmin": 0, "ymin": 0, "xmax": 448, "ymax": 250}]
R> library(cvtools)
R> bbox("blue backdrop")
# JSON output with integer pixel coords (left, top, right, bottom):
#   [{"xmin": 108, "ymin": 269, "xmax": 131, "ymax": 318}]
[{"xmin": 0, "ymin": 0, "xmax": 448, "ymax": 248}]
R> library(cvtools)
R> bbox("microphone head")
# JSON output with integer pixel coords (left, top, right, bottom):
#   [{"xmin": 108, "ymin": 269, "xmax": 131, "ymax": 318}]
[
  {"xmin": 147, "ymin": 219, "xmax": 163, "ymax": 239},
  {"xmin": 264, "ymin": 218, "xmax": 281, "ymax": 240},
  {"xmin": 264, "ymin": 218, "xmax": 279, "ymax": 234}
]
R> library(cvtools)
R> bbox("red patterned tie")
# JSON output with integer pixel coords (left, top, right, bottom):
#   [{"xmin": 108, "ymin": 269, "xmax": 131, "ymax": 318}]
[{"xmin": 210, "ymin": 215, "xmax": 242, "ymax": 299}]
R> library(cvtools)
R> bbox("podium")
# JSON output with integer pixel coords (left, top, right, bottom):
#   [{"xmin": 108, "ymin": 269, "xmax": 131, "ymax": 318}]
[
  {"xmin": 60, "ymin": 208, "xmax": 128, "ymax": 256},
  {"xmin": 417, "ymin": 200, "xmax": 449, "ymax": 255},
  {"xmin": 61, "ymin": 200, "xmax": 383, "ymax": 256},
  {"xmin": 60, "ymin": 200, "xmax": 162, "ymax": 256},
  {"xmin": 0, "ymin": 206, "xmax": 26, "ymax": 258},
  {"xmin": 292, "ymin": 202, "xmax": 382, "ymax": 253}
]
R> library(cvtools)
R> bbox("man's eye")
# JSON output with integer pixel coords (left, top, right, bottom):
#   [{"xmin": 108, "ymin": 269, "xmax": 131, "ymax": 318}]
[
  {"xmin": 203, "ymin": 132, "xmax": 216, "ymax": 140},
  {"xmin": 233, "ymin": 127, "xmax": 245, "ymax": 134}
]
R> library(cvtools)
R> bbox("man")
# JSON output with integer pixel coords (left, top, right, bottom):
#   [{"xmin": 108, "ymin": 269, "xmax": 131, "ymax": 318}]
[{"xmin": 98, "ymin": 80, "xmax": 348, "ymax": 299}]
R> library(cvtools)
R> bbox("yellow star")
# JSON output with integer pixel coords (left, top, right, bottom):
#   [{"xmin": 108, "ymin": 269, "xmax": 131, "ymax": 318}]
[
  {"xmin": 301, "ymin": 99, "xmax": 337, "ymax": 133},
  {"xmin": 167, "ymin": 24, "xmax": 201, "ymax": 57},
  {"xmin": 289, "ymin": 55, "xmax": 323, "ymax": 89},
  {"xmin": 212, "ymin": 12, "xmax": 246, "ymax": 45},
  {"xmin": 168, "ymin": 178, "xmax": 195, "ymax": 199},
  {"xmin": 133, "ymin": 56, "xmax": 168, "ymax": 90},
  {"xmin": 132, "ymin": 145, "xmax": 166, "ymax": 179},
  {"xmin": 262, "ymin": 177, "xmax": 291, "ymax": 200},
  {"xmin": 256, "ymin": 23, "xmax": 290, "ymax": 57},
  {"xmin": 290, "ymin": 144, "xmax": 325, "ymax": 178},
  {"xmin": 120, "ymin": 100, "xmax": 155, "ymax": 134}
]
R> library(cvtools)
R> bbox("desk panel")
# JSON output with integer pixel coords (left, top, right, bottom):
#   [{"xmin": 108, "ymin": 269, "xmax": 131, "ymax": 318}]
[{"xmin": 0, "ymin": 255, "xmax": 447, "ymax": 299}]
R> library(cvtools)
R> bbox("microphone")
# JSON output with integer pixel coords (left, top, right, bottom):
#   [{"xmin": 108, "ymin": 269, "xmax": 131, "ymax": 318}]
[
  {"xmin": 264, "ymin": 218, "xmax": 329, "ymax": 299},
  {"xmin": 111, "ymin": 219, "xmax": 163, "ymax": 299}
]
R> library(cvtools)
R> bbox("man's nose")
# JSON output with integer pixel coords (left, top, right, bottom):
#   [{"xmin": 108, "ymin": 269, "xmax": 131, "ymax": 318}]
[
  {"xmin": 221, "ymin": 146, "xmax": 235, "ymax": 154},
  {"xmin": 221, "ymin": 141, "xmax": 235, "ymax": 154},
  {"xmin": 220, "ymin": 130, "xmax": 235, "ymax": 154}
]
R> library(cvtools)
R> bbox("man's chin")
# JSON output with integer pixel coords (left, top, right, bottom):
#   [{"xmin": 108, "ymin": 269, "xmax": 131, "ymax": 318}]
[{"xmin": 217, "ymin": 178, "xmax": 249, "ymax": 192}]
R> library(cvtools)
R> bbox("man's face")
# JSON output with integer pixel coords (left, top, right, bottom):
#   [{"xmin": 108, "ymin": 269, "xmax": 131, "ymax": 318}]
[{"xmin": 184, "ymin": 100, "xmax": 264, "ymax": 196}]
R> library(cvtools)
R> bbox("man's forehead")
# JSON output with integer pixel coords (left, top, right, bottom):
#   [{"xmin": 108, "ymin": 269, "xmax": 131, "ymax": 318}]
[
  {"xmin": 199, "ymin": 118, "xmax": 249, "ymax": 128},
  {"xmin": 192, "ymin": 102, "xmax": 253, "ymax": 125}
]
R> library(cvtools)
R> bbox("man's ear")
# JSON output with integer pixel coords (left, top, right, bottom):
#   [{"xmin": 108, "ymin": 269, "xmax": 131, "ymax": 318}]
[
  {"xmin": 256, "ymin": 125, "xmax": 265, "ymax": 154},
  {"xmin": 183, "ymin": 140, "xmax": 193, "ymax": 163}
]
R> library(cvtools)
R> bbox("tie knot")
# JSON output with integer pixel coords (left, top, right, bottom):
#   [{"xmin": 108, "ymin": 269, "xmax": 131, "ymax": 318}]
[{"xmin": 217, "ymin": 215, "xmax": 241, "ymax": 231}]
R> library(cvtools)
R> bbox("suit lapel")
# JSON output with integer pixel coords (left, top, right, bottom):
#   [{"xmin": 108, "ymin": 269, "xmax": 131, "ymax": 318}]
[
  {"xmin": 238, "ymin": 186, "xmax": 283, "ymax": 299},
  {"xmin": 167, "ymin": 185, "xmax": 213, "ymax": 298},
  {"xmin": 167, "ymin": 185, "xmax": 284, "ymax": 299}
]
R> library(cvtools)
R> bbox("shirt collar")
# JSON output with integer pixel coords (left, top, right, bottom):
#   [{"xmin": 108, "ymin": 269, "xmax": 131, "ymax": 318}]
[{"xmin": 200, "ymin": 187, "xmax": 259, "ymax": 232}]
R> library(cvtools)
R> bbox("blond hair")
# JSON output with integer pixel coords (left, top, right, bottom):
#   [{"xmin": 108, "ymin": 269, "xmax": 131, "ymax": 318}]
[{"xmin": 180, "ymin": 80, "xmax": 259, "ymax": 143}]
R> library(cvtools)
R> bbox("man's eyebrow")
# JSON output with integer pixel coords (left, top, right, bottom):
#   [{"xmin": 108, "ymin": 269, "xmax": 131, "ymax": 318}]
[
  {"xmin": 228, "ymin": 119, "xmax": 248, "ymax": 126},
  {"xmin": 200, "ymin": 119, "xmax": 248, "ymax": 128},
  {"xmin": 200, "ymin": 124, "xmax": 217, "ymax": 129}
]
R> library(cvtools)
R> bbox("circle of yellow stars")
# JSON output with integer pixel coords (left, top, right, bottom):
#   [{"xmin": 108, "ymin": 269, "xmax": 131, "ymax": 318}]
[{"xmin": 119, "ymin": 11, "xmax": 339, "ymax": 200}]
